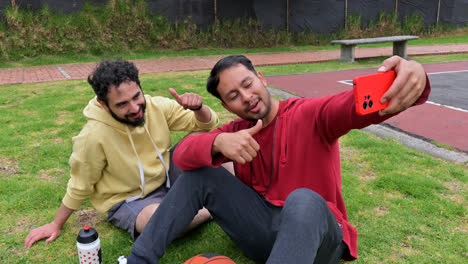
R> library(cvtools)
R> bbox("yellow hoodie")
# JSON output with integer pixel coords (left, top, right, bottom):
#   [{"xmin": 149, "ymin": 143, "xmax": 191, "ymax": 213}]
[{"xmin": 62, "ymin": 95, "xmax": 219, "ymax": 213}]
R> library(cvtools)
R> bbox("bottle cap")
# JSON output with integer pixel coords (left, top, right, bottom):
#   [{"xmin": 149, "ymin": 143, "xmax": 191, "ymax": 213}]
[{"xmin": 77, "ymin": 226, "xmax": 99, "ymax": 243}]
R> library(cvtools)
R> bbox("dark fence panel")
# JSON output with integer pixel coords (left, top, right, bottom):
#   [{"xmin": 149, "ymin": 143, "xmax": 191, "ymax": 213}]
[
  {"xmin": 147, "ymin": 0, "xmax": 214, "ymax": 26},
  {"xmin": 217, "ymin": 0, "xmax": 256, "ymax": 20},
  {"xmin": 440, "ymin": 0, "xmax": 468, "ymax": 27},
  {"xmin": 0, "ymin": 0, "xmax": 467, "ymax": 32},
  {"xmin": 348, "ymin": 0, "xmax": 395, "ymax": 25},
  {"xmin": 289, "ymin": 0, "xmax": 344, "ymax": 33},
  {"xmin": 398, "ymin": 0, "xmax": 438, "ymax": 26},
  {"xmin": 0, "ymin": 0, "xmax": 8, "ymax": 19},
  {"xmin": 254, "ymin": 0, "xmax": 286, "ymax": 30}
]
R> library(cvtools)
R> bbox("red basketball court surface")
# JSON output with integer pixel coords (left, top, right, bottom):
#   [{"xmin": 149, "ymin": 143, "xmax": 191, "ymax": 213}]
[{"xmin": 265, "ymin": 61, "xmax": 468, "ymax": 153}]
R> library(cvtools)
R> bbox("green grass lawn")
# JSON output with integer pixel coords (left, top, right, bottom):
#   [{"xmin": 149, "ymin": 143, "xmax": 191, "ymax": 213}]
[{"xmin": 0, "ymin": 55, "xmax": 467, "ymax": 263}]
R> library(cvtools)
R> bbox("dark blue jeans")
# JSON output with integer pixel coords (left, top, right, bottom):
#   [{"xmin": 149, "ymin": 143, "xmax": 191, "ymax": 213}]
[{"xmin": 128, "ymin": 166, "xmax": 345, "ymax": 264}]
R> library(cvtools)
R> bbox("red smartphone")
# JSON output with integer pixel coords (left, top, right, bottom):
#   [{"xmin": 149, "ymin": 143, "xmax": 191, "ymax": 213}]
[{"xmin": 353, "ymin": 70, "xmax": 396, "ymax": 115}]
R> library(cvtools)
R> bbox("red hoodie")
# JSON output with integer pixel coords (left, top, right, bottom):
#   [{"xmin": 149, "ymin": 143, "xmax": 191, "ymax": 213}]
[{"xmin": 174, "ymin": 86, "xmax": 430, "ymax": 260}]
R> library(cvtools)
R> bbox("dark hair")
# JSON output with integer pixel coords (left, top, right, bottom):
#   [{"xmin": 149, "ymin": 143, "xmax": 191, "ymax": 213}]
[
  {"xmin": 206, "ymin": 55, "xmax": 257, "ymax": 100},
  {"xmin": 87, "ymin": 59, "xmax": 141, "ymax": 103}
]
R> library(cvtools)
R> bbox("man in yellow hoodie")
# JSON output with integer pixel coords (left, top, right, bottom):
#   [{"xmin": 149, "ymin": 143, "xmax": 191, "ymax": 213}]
[{"xmin": 24, "ymin": 59, "xmax": 221, "ymax": 248}]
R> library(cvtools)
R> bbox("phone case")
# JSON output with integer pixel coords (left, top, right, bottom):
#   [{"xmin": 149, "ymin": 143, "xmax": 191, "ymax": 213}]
[{"xmin": 353, "ymin": 70, "xmax": 396, "ymax": 115}]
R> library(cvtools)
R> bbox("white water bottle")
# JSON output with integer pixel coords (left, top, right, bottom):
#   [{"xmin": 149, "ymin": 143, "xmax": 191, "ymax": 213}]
[{"xmin": 77, "ymin": 226, "xmax": 102, "ymax": 264}]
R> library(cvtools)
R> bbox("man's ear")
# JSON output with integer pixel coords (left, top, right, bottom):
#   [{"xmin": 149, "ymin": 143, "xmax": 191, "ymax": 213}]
[
  {"xmin": 97, "ymin": 98, "xmax": 110, "ymax": 112},
  {"xmin": 257, "ymin": 71, "xmax": 268, "ymax": 87}
]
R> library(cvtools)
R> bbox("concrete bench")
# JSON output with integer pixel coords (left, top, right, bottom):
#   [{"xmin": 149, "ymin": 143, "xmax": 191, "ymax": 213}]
[{"xmin": 331, "ymin": 35, "xmax": 419, "ymax": 62}]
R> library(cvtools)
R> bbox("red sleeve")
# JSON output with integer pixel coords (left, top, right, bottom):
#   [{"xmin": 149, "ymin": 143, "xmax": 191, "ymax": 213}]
[
  {"xmin": 173, "ymin": 121, "xmax": 237, "ymax": 170},
  {"xmin": 413, "ymin": 74, "xmax": 431, "ymax": 105},
  {"xmin": 311, "ymin": 73, "xmax": 431, "ymax": 143}
]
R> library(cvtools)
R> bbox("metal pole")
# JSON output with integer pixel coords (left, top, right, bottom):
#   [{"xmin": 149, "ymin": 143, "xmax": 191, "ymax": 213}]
[
  {"xmin": 286, "ymin": 0, "xmax": 290, "ymax": 32},
  {"xmin": 395, "ymin": 0, "xmax": 398, "ymax": 14},
  {"xmin": 214, "ymin": 0, "xmax": 217, "ymax": 22},
  {"xmin": 345, "ymin": 0, "xmax": 348, "ymax": 30},
  {"xmin": 437, "ymin": 0, "xmax": 441, "ymax": 25}
]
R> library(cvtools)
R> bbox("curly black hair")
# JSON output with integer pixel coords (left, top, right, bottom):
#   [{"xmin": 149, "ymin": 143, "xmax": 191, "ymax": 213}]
[
  {"xmin": 206, "ymin": 55, "xmax": 257, "ymax": 100},
  {"xmin": 87, "ymin": 59, "xmax": 141, "ymax": 103}
]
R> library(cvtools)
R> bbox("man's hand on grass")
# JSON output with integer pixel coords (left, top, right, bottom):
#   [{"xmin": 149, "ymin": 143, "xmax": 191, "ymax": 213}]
[{"xmin": 24, "ymin": 222, "xmax": 61, "ymax": 248}]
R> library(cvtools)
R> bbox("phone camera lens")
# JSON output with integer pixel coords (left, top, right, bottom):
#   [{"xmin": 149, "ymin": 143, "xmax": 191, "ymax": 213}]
[
  {"xmin": 363, "ymin": 101, "xmax": 367, "ymax": 110},
  {"xmin": 369, "ymin": 100, "xmax": 373, "ymax": 108}
]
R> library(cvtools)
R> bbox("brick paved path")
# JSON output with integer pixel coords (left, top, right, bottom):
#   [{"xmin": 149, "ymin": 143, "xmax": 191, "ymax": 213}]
[{"xmin": 1, "ymin": 44, "xmax": 467, "ymax": 85}]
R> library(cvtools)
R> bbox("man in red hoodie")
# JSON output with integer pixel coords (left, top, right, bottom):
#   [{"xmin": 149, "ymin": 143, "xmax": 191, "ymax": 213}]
[{"xmin": 123, "ymin": 55, "xmax": 430, "ymax": 264}]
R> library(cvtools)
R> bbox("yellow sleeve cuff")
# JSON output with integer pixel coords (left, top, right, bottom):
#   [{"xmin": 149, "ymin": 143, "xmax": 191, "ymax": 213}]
[{"xmin": 62, "ymin": 193, "xmax": 83, "ymax": 211}]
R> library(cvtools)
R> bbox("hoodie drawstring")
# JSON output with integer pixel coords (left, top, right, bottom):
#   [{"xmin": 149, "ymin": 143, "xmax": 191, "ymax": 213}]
[
  {"xmin": 144, "ymin": 125, "xmax": 170, "ymax": 188},
  {"xmin": 124, "ymin": 125, "xmax": 169, "ymax": 203}
]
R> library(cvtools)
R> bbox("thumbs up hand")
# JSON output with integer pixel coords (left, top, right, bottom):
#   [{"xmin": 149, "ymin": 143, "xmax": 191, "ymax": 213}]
[
  {"xmin": 212, "ymin": 120, "xmax": 263, "ymax": 164},
  {"xmin": 169, "ymin": 88, "xmax": 203, "ymax": 110}
]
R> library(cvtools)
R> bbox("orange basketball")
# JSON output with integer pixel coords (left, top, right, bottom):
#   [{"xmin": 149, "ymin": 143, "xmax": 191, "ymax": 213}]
[{"xmin": 183, "ymin": 253, "xmax": 236, "ymax": 264}]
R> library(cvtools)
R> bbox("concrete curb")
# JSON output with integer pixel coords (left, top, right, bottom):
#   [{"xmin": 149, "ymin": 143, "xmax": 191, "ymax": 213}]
[
  {"xmin": 267, "ymin": 87, "xmax": 468, "ymax": 166},
  {"xmin": 363, "ymin": 125, "xmax": 468, "ymax": 166}
]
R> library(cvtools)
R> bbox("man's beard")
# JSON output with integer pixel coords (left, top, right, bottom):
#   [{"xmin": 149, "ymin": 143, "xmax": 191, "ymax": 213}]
[
  {"xmin": 109, "ymin": 102, "xmax": 147, "ymax": 127},
  {"xmin": 244, "ymin": 91, "xmax": 272, "ymax": 122}
]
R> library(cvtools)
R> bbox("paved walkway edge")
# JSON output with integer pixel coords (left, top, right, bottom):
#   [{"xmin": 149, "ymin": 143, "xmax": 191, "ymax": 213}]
[
  {"xmin": 2, "ymin": 44, "xmax": 468, "ymax": 86},
  {"xmin": 267, "ymin": 87, "xmax": 468, "ymax": 166},
  {"xmin": 363, "ymin": 125, "xmax": 468, "ymax": 166}
]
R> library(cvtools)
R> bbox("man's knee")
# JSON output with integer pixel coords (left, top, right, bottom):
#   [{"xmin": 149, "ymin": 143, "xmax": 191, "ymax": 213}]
[
  {"xmin": 135, "ymin": 203, "xmax": 159, "ymax": 233},
  {"xmin": 286, "ymin": 188, "xmax": 327, "ymax": 207},
  {"xmin": 221, "ymin": 161, "xmax": 235, "ymax": 175},
  {"xmin": 283, "ymin": 188, "xmax": 329, "ymax": 222}
]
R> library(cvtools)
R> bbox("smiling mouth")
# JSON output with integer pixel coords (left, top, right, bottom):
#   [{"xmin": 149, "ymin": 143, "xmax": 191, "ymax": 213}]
[
  {"xmin": 128, "ymin": 108, "xmax": 143, "ymax": 119},
  {"xmin": 131, "ymin": 112, "xmax": 141, "ymax": 119},
  {"xmin": 246, "ymin": 99, "xmax": 261, "ymax": 113}
]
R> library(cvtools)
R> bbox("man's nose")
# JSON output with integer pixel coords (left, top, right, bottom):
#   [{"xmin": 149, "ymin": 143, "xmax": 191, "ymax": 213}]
[
  {"xmin": 130, "ymin": 101, "xmax": 140, "ymax": 112},
  {"xmin": 239, "ymin": 90, "xmax": 252, "ymax": 103}
]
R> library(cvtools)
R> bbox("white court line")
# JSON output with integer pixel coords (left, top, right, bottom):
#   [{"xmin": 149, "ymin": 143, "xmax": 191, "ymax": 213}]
[
  {"xmin": 425, "ymin": 101, "xmax": 468, "ymax": 112},
  {"xmin": 338, "ymin": 70, "xmax": 468, "ymax": 83},
  {"xmin": 57, "ymin": 66, "xmax": 71, "ymax": 79},
  {"xmin": 427, "ymin": 70, "xmax": 468, "ymax": 75},
  {"xmin": 338, "ymin": 70, "xmax": 468, "ymax": 112}
]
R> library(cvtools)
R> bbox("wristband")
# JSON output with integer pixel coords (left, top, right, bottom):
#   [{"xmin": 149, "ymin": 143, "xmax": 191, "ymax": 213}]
[{"xmin": 190, "ymin": 104, "xmax": 203, "ymax": 111}]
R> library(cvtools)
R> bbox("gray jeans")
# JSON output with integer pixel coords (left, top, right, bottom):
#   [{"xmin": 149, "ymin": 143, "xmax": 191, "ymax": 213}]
[{"xmin": 128, "ymin": 166, "xmax": 346, "ymax": 264}]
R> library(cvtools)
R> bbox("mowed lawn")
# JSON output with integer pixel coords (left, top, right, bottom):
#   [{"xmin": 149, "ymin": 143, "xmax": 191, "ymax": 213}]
[{"xmin": 0, "ymin": 55, "xmax": 467, "ymax": 263}]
